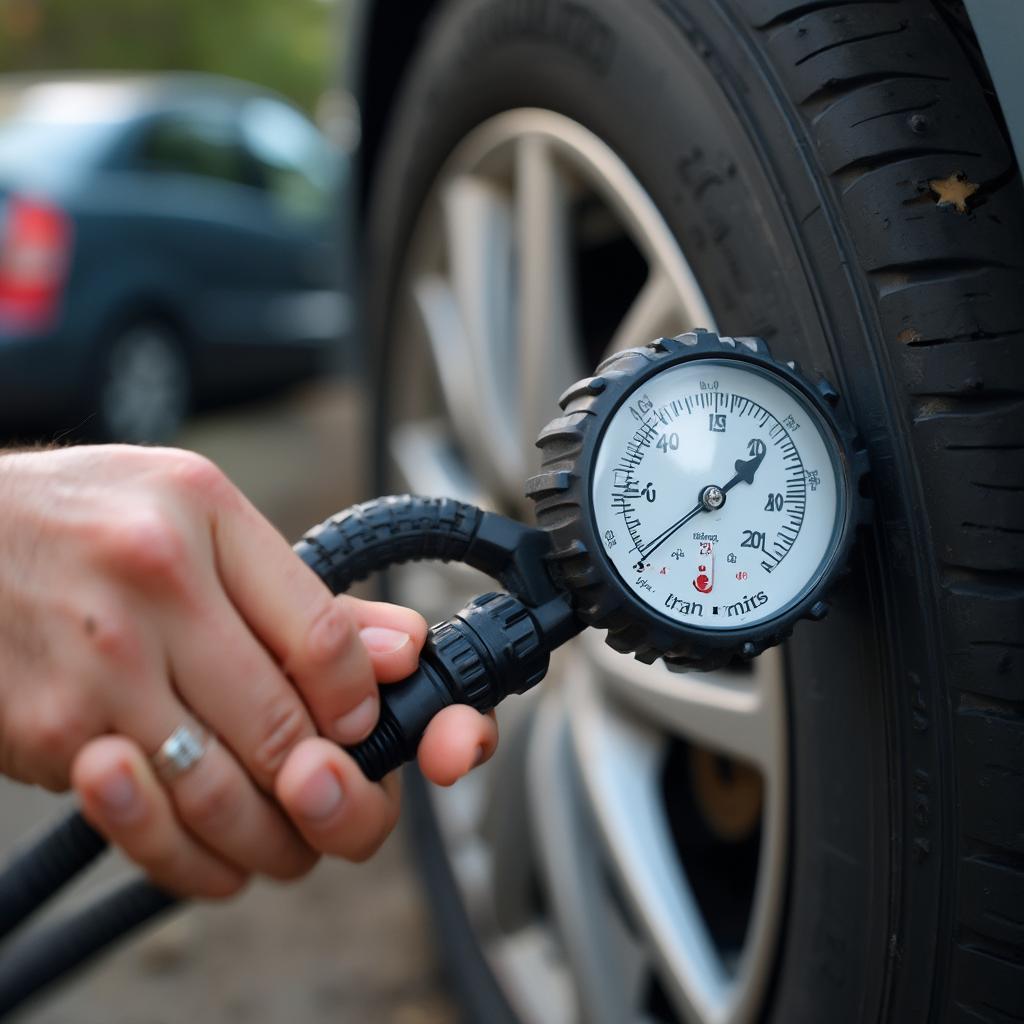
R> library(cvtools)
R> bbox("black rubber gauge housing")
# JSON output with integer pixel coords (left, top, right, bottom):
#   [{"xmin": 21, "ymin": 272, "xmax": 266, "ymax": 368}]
[{"xmin": 527, "ymin": 330, "xmax": 871, "ymax": 669}]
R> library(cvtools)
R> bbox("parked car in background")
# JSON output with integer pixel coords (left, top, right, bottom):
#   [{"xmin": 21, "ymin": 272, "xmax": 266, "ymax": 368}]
[{"xmin": 0, "ymin": 73, "xmax": 349, "ymax": 442}]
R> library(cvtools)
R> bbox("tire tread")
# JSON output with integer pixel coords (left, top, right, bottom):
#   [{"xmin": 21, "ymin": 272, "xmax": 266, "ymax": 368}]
[{"xmin": 740, "ymin": 0, "xmax": 1024, "ymax": 1011}]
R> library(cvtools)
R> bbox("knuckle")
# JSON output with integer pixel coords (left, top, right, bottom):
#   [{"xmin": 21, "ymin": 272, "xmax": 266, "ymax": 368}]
[
  {"xmin": 138, "ymin": 841, "xmax": 187, "ymax": 882},
  {"xmin": 22, "ymin": 692, "xmax": 94, "ymax": 771},
  {"xmin": 300, "ymin": 599, "xmax": 356, "ymax": 671},
  {"xmin": 166, "ymin": 451, "xmax": 233, "ymax": 506},
  {"xmin": 95, "ymin": 511, "xmax": 191, "ymax": 588},
  {"xmin": 251, "ymin": 700, "xmax": 312, "ymax": 780},
  {"xmin": 176, "ymin": 769, "xmax": 242, "ymax": 832}
]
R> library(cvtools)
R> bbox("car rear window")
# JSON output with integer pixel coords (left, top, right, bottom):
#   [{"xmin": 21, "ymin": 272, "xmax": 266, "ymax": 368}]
[
  {"xmin": 138, "ymin": 115, "xmax": 254, "ymax": 187},
  {"xmin": 240, "ymin": 98, "xmax": 339, "ymax": 219}
]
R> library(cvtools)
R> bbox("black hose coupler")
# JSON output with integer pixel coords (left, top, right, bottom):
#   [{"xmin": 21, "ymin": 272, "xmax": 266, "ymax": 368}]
[{"xmin": 347, "ymin": 592, "xmax": 552, "ymax": 781}]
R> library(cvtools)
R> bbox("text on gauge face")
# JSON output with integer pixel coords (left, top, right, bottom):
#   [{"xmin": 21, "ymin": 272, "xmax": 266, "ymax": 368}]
[{"xmin": 592, "ymin": 361, "xmax": 840, "ymax": 631}]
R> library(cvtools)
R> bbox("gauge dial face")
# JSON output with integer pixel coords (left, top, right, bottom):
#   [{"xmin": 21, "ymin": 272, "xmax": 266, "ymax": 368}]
[{"xmin": 591, "ymin": 359, "xmax": 842, "ymax": 631}]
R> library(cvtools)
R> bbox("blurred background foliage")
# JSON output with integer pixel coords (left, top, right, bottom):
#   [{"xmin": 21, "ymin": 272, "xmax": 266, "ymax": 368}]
[{"xmin": 0, "ymin": 0, "xmax": 339, "ymax": 111}]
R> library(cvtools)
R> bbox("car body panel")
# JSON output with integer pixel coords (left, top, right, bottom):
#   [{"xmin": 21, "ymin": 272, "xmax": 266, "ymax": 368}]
[
  {"xmin": 0, "ymin": 73, "xmax": 353, "ymax": 426},
  {"xmin": 963, "ymin": 0, "xmax": 1024, "ymax": 174}
]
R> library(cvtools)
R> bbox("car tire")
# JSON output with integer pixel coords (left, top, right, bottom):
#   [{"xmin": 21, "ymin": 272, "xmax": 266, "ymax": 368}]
[
  {"xmin": 366, "ymin": 1, "xmax": 1024, "ymax": 1021},
  {"xmin": 94, "ymin": 319, "xmax": 191, "ymax": 443}
]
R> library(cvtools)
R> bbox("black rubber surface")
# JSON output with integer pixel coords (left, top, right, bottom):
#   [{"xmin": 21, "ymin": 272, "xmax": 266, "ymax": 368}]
[
  {"xmin": 0, "ymin": 878, "xmax": 177, "ymax": 1019},
  {"xmin": 0, "ymin": 812, "xmax": 107, "ymax": 944},
  {"xmin": 365, "ymin": 1, "xmax": 1024, "ymax": 1021},
  {"xmin": 296, "ymin": 495, "xmax": 483, "ymax": 595}
]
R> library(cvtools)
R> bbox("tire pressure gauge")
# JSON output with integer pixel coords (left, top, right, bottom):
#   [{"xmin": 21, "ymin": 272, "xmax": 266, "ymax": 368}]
[{"xmin": 527, "ymin": 330, "xmax": 869, "ymax": 669}]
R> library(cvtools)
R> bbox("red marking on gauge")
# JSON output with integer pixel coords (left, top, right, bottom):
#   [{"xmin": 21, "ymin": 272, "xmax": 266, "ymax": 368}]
[
  {"xmin": 693, "ymin": 543, "xmax": 715, "ymax": 594},
  {"xmin": 736, "ymin": 570, "xmax": 748, "ymax": 581}
]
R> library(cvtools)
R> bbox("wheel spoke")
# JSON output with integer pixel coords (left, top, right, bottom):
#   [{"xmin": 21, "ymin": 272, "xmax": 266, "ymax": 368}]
[
  {"xmin": 609, "ymin": 268, "xmax": 683, "ymax": 353},
  {"xmin": 567, "ymin": 662, "xmax": 731, "ymax": 1024},
  {"xmin": 438, "ymin": 174, "xmax": 524, "ymax": 497},
  {"xmin": 479, "ymin": 695, "xmax": 545, "ymax": 935},
  {"xmin": 411, "ymin": 273, "xmax": 509, "ymax": 489},
  {"xmin": 515, "ymin": 135, "xmax": 586, "ymax": 460},
  {"xmin": 389, "ymin": 419, "xmax": 486, "ymax": 508},
  {"xmin": 585, "ymin": 633, "xmax": 784, "ymax": 772},
  {"xmin": 526, "ymin": 683, "xmax": 650, "ymax": 1023}
]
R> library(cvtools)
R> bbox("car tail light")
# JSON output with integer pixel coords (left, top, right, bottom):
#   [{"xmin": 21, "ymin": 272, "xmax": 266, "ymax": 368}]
[{"xmin": 0, "ymin": 195, "xmax": 72, "ymax": 333}]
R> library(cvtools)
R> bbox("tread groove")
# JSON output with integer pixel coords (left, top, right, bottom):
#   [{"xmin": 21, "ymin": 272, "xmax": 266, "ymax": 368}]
[
  {"xmin": 911, "ymin": 393, "xmax": 1024, "ymax": 420},
  {"xmin": 833, "ymin": 146, "xmax": 983, "ymax": 191},
  {"xmin": 868, "ymin": 259, "xmax": 1020, "ymax": 297},
  {"xmin": 940, "ymin": 565, "xmax": 1024, "ymax": 593},
  {"xmin": 757, "ymin": 0, "xmax": 899, "ymax": 31},
  {"xmin": 959, "ymin": 692, "xmax": 1024, "ymax": 719},
  {"xmin": 946, "ymin": 443, "xmax": 1024, "ymax": 452},
  {"xmin": 954, "ymin": 999, "xmax": 1024, "ymax": 1024},
  {"xmin": 961, "ymin": 522, "xmax": 1024, "ymax": 536},
  {"xmin": 956, "ymin": 940, "xmax": 1024, "ymax": 971},
  {"xmin": 971, "ymin": 481, "xmax": 1024, "ymax": 494},
  {"xmin": 963, "ymin": 839, "xmax": 1024, "ymax": 872},
  {"xmin": 794, "ymin": 23, "xmax": 909, "ymax": 66},
  {"xmin": 849, "ymin": 97, "xmax": 939, "ymax": 128},
  {"xmin": 800, "ymin": 71, "xmax": 950, "ymax": 113},
  {"xmin": 904, "ymin": 329, "xmax": 1024, "ymax": 350}
]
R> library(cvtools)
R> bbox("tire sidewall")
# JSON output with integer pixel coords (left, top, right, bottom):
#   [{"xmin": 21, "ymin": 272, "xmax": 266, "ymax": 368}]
[{"xmin": 367, "ymin": 2, "xmax": 949, "ymax": 1021}]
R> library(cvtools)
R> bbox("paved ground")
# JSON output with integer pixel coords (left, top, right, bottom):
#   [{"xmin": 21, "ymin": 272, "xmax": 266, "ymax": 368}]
[{"xmin": 0, "ymin": 380, "xmax": 458, "ymax": 1024}]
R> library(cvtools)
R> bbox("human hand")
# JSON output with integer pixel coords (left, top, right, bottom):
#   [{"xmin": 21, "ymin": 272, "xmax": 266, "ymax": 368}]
[{"xmin": 0, "ymin": 446, "xmax": 498, "ymax": 898}]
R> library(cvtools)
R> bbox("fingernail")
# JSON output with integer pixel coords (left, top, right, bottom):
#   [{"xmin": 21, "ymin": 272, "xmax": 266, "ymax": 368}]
[
  {"xmin": 294, "ymin": 767, "xmax": 343, "ymax": 821},
  {"xmin": 359, "ymin": 626, "xmax": 410, "ymax": 655},
  {"xmin": 97, "ymin": 766, "xmax": 142, "ymax": 824},
  {"xmin": 333, "ymin": 694, "xmax": 379, "ymax": 744}
]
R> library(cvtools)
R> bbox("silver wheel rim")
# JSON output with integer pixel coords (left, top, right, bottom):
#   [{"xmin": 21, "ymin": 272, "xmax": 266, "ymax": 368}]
[
  {"xmin": 101, "ymin": 324, "xmax": 188, "ymax": 442},
  {"xmin": 385, "ymin": 109, "xmax": 788, "ymax": 1024}
]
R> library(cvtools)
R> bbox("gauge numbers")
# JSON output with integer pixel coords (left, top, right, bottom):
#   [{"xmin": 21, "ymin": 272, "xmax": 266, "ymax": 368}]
[{"xmin": 592, "ymin": 359, "xmax": 841, "ymax": 630}]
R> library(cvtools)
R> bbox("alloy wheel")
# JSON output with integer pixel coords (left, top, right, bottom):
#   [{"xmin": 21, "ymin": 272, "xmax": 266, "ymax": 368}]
[
  {"xmin": 99, "ymin": 322, "xmax": 189, "ymax": 443},
  {"xmin": 385, "ymin": 109, "xmax": 787, "ymax": 1024}
]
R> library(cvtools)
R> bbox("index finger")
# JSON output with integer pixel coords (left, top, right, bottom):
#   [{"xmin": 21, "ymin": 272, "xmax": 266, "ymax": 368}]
[{"xmin": 208, "ymin": 491, "xmax": 426, "ymax": 744}]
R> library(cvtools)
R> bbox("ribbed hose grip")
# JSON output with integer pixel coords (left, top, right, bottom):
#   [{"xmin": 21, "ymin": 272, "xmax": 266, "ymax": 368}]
[
  {"xmin": 347, "ymin": 592, "xmax": 552, "ymax": 781},
  {"xmin": 294, "ymin": 495, "xmax": 482, "ymax": 595}
]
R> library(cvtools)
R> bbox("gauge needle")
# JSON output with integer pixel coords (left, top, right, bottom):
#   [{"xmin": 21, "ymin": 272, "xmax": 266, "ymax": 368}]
[
  {"xmin": 719, "ymin": 445, "xmax": 766, "ymax": 495},
  {"xmin": 634, "ymin": 444, "xmax": 767, "ymax": 568},
  {"xmin": 634, "ymin": 501, "xmax": 705, "ymax": 567}
]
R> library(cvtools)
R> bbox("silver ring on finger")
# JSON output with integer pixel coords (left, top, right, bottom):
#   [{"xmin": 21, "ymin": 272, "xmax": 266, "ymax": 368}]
[{"xmin": 150, "ymin": 719, "xmax": 212, "ymax": 783}]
